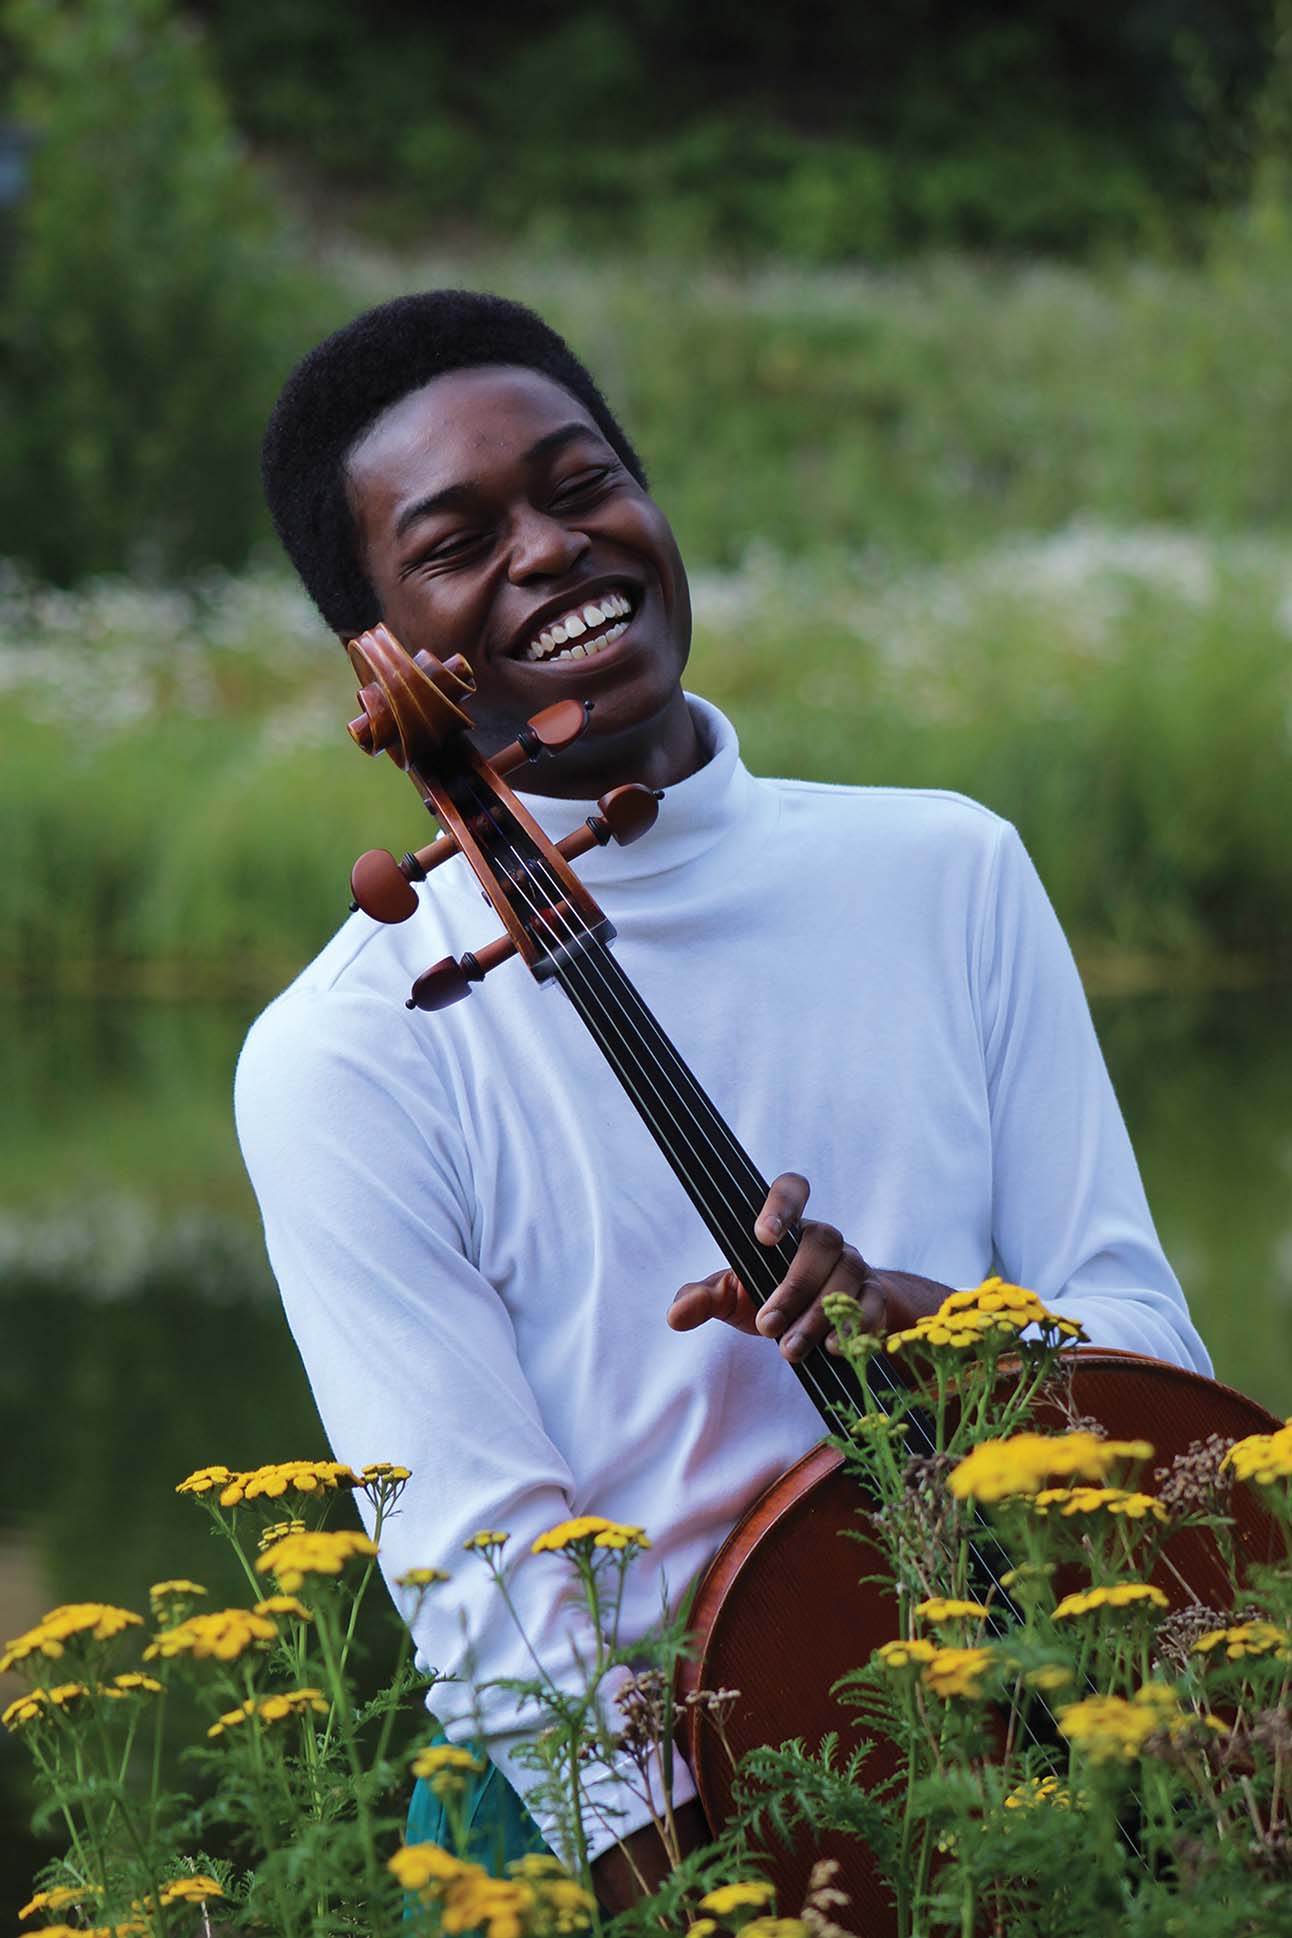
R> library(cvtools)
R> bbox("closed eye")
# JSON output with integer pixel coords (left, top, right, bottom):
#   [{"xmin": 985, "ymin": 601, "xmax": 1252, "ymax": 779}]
[
  {"xmin": 400, "ymin": 529, "xmax": 492, "ymax": 576},
  {"xmin": 552, "ymin": 465, "xmax": 617, "ymax": 507}
]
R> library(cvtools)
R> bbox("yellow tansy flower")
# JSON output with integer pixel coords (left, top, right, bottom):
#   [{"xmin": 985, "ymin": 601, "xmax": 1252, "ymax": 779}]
[
  {"xmin": 389, "ymin": 1842, "xmax": 474, "ymax": 1893},
  {"xmin": 1022, "ymin": 1663, "xmax": 1075, "ymax": 1693},
  {"xmin": 253, "ymin": 1595, "xmax": 313, "ymax": 1620},
  {"xmin": 396, "ymin": 1566, "xmax": 451, "ymax": 1587},
  {"xmin": 207, "ymin": 1687, "xmax": 328, "ymax": 1736},
  {"xmin": 740, "ymin": 1921, "xmax": 810, "ymax": 1938},
  {"xmin": 19, "ymin": 1885, "xmax": 103, "ymax": 1918},
  {"xmin": 1004, "ymin": 1774, "xmax": 1070, "ymax": 1809},
  {"xmin": 144, "ymin": 1607, "xmax": 278, "ymax": 1662},
  {"xmin": 149, "ymin": 1579, "xmax": 206, "ymax": 1601},
  {"xmin": 531, "ymin": 1515, "xmax": 649, "ymax": 1554},
  {"xmin": 685, "ymin": 1923, "xmax": 719, "ymax": 1938},
  {"xmin": 219, "ymin": 1459, "xmax": 362, "ymax": 1507},
  {"xmin": 1192, "ymin": 1620, "xmax": 1290, "ymax": 1661},
  {"xmin": 442, "ymin": 1875, "xmax": 535, "ymax": 1938},
  {"xmin": 176, "ymin": 1465, "xmax": 236, "ymax": 1496},
  {"xmin": 464, "ymin": 1529, "xmax": 511, "ymax": 1551},
  {"xmin": 259, "ymin": 1518, "xmax": 308, "ymax": 1550},
  {"xmin": 914, "ymin": 1597, "xmax": 992, "ymax": 1622},
  {"xmin": 413, "ymin": 1743, "xmax": 486, "ymax": 1780},
  {"xmin": 1, "ymin": 1603, "xmax": 144, "ymax": 1672},
  {"xmin": 1058, "ymin": 1682, "xmax": 1182, "ymax": 1762},
  {"xmin": 1052, "ymin": 1583, "xmax": 1169, "ymax": 1621},
  {"xmin": 886, "ymin": 1278, "xmax": 1084, "ymax": 1356},
  {"xmin": 159, "ymin": 1876, "xmax": 225, "ymax": 1905},
  {"xmin": 106, "ymin": 1672, "xmax": 163, "ymax": 1695},
  {"xmin": 921, "ymin": 1645, "xmax": 995, "ymax": 1701},
  {"xmin": 361, "ymin": 1462, "xmax": 412, "ymax": 1482},
  {"xmin": 1222, "ymin": 1420, "xmax": 1292, "ymax": 1485},
  {"xmin": 877, "ymin": 1637, "xmax": 938, "ymax": 1670},
  {"xmin": 698, "ymin": 1881, "xmax": 777, "ymax": 1916},
  {"xmin": 1031, "ymin": 1486, "xmax": 1167, "ymax": 1521},
  {"xmin": 948, "ymin": 1432, "xmax": 1153, "ymax": 1504},
  {"xmin": 255, "ymin": 1528, "xmax": 378, "ymax": 1591}
]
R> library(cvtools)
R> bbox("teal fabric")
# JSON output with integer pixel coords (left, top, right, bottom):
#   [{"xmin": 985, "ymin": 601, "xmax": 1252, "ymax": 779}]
[{"xmin": 404, "ymin": 1729, "xmax": 553, "ymax": 1876}]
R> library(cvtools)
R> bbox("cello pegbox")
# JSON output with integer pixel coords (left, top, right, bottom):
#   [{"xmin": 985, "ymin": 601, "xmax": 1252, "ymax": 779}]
[{"xmin": 406, "ymin": 932, "xmax": 519, "ymax": 1011}]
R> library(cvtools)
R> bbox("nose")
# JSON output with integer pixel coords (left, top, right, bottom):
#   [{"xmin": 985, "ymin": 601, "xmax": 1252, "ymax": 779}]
[{"xmin": 506, "ymin": 507, "xmax": 590, "ymax": 583}]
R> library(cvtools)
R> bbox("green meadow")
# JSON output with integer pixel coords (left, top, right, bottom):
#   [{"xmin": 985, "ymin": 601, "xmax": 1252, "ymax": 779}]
[{"xmin": 6, "ymin": 236, "xmax": 1292, "ymax": 985}]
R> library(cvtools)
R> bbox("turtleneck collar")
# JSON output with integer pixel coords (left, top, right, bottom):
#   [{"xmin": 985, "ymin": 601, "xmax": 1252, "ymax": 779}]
[{"xmin": 512, "ymin": 695, "xmax": 768, "ymax": 887}]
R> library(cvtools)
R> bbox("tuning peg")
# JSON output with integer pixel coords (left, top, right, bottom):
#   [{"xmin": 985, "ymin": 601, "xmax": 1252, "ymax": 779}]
[
  {"xmin": 349, "ymin": 833, "xmax": 460, "ymax": 923},
  {"xmin": 406, "ymin": 933, "xmax": 518, "ymax": 1011},
  {"xmin": 494, "ymin": 699, "xmax": 592, "ymax": 774},
  {"xmin": 554, "ymin": 783, "xmax": 664, "ymax": 863}
]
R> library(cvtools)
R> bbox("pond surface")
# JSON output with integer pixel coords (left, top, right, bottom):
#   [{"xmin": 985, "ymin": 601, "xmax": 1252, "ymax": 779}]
[{"xmin": 2, "ymin": 982, "xmax": 1291, "ymax": 1897}]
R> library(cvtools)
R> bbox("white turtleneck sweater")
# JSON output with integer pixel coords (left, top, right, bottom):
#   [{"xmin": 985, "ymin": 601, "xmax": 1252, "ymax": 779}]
[{"xmin": 234, "ymin": 697, "xmax": 1209, "ymax": 1858}]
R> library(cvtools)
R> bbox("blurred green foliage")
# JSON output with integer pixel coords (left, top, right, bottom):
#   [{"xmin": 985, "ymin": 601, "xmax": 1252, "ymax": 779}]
[
  {"xmin": 194, "ymin": 0, "xmax": 1281, "ymax": 258},
  {"xmin": 0, "ymin": 0, "xmax": 341, "ymax": 581}
]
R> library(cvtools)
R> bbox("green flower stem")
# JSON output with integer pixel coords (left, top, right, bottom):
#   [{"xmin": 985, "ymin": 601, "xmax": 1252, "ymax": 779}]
[
  {"xmin": 242, "ymin": 1711, "xmax": 303, "ymax": 1938},
  {"xmin": 314, "ymin": 1596, "xmax": 383, "ymax": 1907},
  {"xmin": 87, "ymin": 1690, "xmax": 172, "ymax": 1938}
]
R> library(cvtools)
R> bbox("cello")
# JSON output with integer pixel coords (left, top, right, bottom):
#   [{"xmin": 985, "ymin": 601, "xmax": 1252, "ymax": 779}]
[{"xmin": 340, "ymin": 623, "xmax": 1284, "ymax": 1926}]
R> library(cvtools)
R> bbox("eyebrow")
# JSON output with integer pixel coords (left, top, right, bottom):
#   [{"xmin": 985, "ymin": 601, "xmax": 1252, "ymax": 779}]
[{"xmin": 393, "ymin": 422, "xmax": 603, "ymax": 541}]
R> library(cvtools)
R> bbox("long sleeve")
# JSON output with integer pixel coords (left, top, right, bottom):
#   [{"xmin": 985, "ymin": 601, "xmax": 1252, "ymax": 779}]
[
  {"xmin": 976, "ymin": 824, "xmax": 1212, "ymax": 1374},
  {"xmin": 234, "ymin": 986, "xmax": 695, "ymax": 1859}
]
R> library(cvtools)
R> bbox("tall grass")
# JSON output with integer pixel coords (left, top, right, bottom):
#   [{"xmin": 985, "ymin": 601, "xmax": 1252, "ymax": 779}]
[
  {"xmin": 334, "ymin": 231, "xmax": 1292, "ymax": 566},
  {"xmin": 3, "ymin": 523, "xmax": 1290, "ymax": 982}
]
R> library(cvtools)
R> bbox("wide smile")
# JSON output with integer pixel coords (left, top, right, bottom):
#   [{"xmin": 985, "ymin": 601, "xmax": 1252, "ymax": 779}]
[{"xmin": 511, "ymin": 585, "xmax": 639, "ymax": 668}]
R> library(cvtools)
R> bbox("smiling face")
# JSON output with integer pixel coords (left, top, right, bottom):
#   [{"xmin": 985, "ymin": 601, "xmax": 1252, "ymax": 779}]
[{"xmin": 344, "ymin": 364, "xmax": 701, "ymax": 797}]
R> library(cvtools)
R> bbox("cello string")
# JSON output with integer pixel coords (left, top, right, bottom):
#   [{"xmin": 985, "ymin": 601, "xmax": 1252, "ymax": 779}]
[
  {"xmin": 457, "ymin": 772, "xmax": 897, "ymax": 1438},
  {"xmin": 444, "ymin": 765, "xmax": 1066, "ymax": 1745}
]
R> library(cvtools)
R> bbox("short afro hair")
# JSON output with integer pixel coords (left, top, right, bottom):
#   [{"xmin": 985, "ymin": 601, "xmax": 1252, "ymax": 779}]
[{"xmin": 261, "ymin": 289, "xmax": 648, "ymax": 636}]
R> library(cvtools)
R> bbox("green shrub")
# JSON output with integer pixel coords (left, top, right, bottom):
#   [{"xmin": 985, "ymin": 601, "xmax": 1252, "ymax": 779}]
[{"xmin": 0, "ymin": 0, "xmax": 339, "ymax": 582}]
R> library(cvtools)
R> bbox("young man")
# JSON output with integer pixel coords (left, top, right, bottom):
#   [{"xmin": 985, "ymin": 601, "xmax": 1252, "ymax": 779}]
[{"xmin": 237, "ymin": 290, "xmax": 1210, "ymax": 1900}]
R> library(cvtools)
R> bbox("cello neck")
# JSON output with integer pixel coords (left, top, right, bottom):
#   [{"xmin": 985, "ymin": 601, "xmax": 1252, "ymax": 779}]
[{"xmin": 551, "ymin": 934, "xmax": 907, "ymax": 1434}]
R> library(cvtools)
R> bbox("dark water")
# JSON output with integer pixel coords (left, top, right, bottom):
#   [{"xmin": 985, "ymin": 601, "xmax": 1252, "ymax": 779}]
[{"xmin": 2, "ymin": 984, "xmax": 1290, "ymax": 1899}]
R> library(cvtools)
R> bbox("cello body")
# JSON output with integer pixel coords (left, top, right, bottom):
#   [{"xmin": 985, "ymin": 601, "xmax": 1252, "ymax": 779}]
[{"xmin": 676, "ymin": 1350, "xmax": 1285, "ymax": 1931}]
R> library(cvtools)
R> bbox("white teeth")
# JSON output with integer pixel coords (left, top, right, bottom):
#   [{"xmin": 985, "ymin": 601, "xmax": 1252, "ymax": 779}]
[{"xmin": 520, "ymin": 589, "xmax": 635, "ymax": 660}]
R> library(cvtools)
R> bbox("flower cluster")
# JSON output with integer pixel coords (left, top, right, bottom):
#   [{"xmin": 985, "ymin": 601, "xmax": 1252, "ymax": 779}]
[
  {"xmin": 531, "ymin": 1516, "xmax": 650, "ymax": 1555},
  {"xmin": 922, "ymin": 1646, "xmax": 996, "ymax": 1700},
  {"xmin": 1031, "ymin": 1486, "xmax": 1167, "ymax": 1521},
  {"xmin": 412, "ymin": 1742, "xmax": 486, "ymax": 1795},
  {"xmin": 19, "ymin": 1885, "xmax": 103, "ymax": 1919},
  {"xmin": 1004, "ymin": 1775, "xmax": 1071, "ymax": 1810},
  {"xmin": 1, "ymin": 1604, "xmax": 143, "ymax": 1673},
  {"xmin": 914, "ymin": 1597, "xmax": 992, "ymax": 1622},
  {"xmin": 1192, "ymin": 1620, "xmax": 1291, "ymax": 1661},
  {"xmin": 4, "ymin": 1684, "xmax": 90, "ymax": 1730},
  {"xmin": 948, "ymin": 1431, "xmax": 1154, "ymax": 1504},
  {"xmin": 1223, "ymin": 1421, "xmax": 1292, "ymax": 1487},
  {"xmin": 207, "ymin": 1688, "xmax": 329, "ymax": 1736},
  {"xmin": 144, "ymin": 1607, "xmax": 278, "ymax": 1662},
  {"xmin": 878, "ymin": 1637, "xmax": 995, "ymax": 1698},
  {"xmin": 215, "ymin": 1460, "xmax": 362, "ymax": 1507},
  {"xmin": 255, "ymin": 1528, "xmax": 378, "ymax": 1591},
  {"xmin": 697, "ymin": 1881, "xmax": 777, "ymax": 1916},
  {"xmin": 1052, "ymin": 1582, "xmax": 1169, "ymax": 1621},
  {"xmin": 1058, "ymin": 1683, "xmax": 1187, "ymax": 1762},
  {"xmin": 886, "ymin": 1278, "xmax": 1085, "ymax": 1356},
  {"xmin": 389, "ymin": 1843, "xmax": 594, "ymax": 1938}
]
